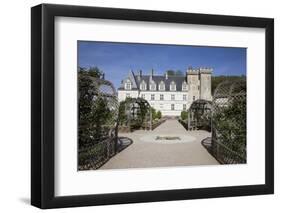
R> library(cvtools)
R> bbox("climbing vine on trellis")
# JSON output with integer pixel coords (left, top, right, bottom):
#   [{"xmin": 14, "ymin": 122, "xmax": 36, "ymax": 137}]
[{"xmin": 209, "ymin": 80, "xmax": 247, "ymax": 164}]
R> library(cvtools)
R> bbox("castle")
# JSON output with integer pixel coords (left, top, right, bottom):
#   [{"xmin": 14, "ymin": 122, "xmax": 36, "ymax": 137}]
[{"xmin": 118, "ymin": 67, "xmax": 212, "ymax": 116}]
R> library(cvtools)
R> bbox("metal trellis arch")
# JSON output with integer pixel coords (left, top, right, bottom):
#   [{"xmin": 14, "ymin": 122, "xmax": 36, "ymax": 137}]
[
  {"xmin": 119, "ymin": 97, "xmax": 152, "ymax": 132},
  {"xmin": 206, "ymin": 80, "xmax": 247, "ymax": 164},
  {"xmin": 187, "ymin": 99, "xmax": 212, "ymax": 131},
  {"xmin": 78, "ymin": 76, "xmax": 132, "ymax": 170}
]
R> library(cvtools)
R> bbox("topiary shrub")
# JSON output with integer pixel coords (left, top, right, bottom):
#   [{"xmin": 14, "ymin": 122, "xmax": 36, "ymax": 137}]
[
  {"xmin": 180, "ymin": 111, "xmax": 188, "ymax": 121},
  {"xmin": 156, "ymin": 111, "xmax": 162, "ymax": 119}
]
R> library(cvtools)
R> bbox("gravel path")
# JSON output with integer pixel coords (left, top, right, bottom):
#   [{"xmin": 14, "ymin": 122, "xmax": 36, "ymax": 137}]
[{"xmin": 100, "ymin": 119, "xmax": 219, "ymax": 170}]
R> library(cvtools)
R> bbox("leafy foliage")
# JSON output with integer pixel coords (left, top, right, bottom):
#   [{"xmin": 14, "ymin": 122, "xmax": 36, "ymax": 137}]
[
  {"xmin": 213, "ymin": 96, "xmax": 246, "ymax": 159},
  {"xmin": 118, "ymin": 97, "xmax": 151, "ymax": 129},
  {"xmin": 150, "ymin": 107, "xmax": 162, "ymax": 120},
  {"xmin": 150, "ymin": 107, "xmax": 161, "ymax": 120},
  {"xmin": 79, "ymin": 66, "xmax": 104, "ymax": 78},
  {"xmin": 180, "ymin": 111, "xmax": 188, "ymax": 121},
  {"xmin": 151, "ymin": 107, "xmax": 157, "ymax": 120},
  {"xmin": 165, "ymin": 70, "xmax": 184, "ymax": 76},
  {"xmin": 156, "ymin": 111, "xmax": 162, "ymax": 119},
  {"xmin": 118, "ymin": 100, "xmax": 127, "ymax": 126},
  {"xmin": 78, "ymin": 66, "xmax": 113, "ymax": 148},
  {"xmin": 211, "ymin": 75, "xmax": 246, "ymax": 94}
]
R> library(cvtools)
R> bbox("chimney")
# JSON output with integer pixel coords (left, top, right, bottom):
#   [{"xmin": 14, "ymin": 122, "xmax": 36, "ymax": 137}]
[
  {"xmin": 138, "ymin": 70, "xmax": 142, "ymax": 81},
  {"xmin": 165, "ymin": 72, "xmax": 168, "ymax": 80},
  {"xmin": 102, "ymin": 73, "xmax": 105, "ymax": 79},
  {"xmin": 188, "ymin": 66, "xmax": 193, "ymax": 73},
  {"xmin": 150, "ymin": 69, "xmax": 154, "ymax": 81}
]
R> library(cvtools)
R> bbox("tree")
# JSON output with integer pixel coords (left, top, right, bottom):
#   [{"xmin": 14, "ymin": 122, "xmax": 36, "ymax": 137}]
[
  {"xmin": 212, "ymin": 75, "xmax": 246, "ymax": 94},
  {"xmin": 78, "ymin": 66, "xmax": 103, "ymax": 78},
  {"xmin": 87, "ymin": 66, "xmax": 104, "ymax": 78},
  {"xmin": 166, "ymin": 70, "xmax": 175, "ymax": 76},
  {"xmin": 175, "ymin": 70, "xmax": 183, "ymax": 76},
  {"xmin": 166, "ymin": 69, "xmax": 183, "ymax": 76}
]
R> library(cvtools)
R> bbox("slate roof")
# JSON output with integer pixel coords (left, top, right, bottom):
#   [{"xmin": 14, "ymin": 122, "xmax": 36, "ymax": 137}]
[{"xmin": 118, "ymin": 71, "xmax": 187, "ymax": 91}]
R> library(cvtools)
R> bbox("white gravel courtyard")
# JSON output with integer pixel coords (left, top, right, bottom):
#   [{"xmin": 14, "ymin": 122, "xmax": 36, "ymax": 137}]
[{"xmin": 100, "ymin": 119, "xmax": 219, "ymax": 170}]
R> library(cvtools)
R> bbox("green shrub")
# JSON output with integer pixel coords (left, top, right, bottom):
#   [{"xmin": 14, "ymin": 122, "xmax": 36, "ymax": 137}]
[
  {"xmin": 180, "ymin": 111, "xmax": 188, "ymax": 120},
  {"xmin": 156, "ymin": 111, "xmax": 162, "ymax": 119},
  {"xmin": 151, "ymin": 107, "xmax": 157, "ymax": 120}
]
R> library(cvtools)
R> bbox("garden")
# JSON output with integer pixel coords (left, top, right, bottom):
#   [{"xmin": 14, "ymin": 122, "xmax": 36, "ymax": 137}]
[
  {"xmin": 118, "ymin": 97, "xmax": 165, "ymax": 132},
  {"xmin": 179, "ymin": 80, "xmax": 247, "ymax": 164},
  {"xmin": 78, "ymin": 67, "xmax": 165, "ymax": 170}
]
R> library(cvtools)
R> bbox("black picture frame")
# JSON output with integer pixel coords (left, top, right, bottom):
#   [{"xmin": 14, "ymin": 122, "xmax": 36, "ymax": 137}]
[{"xmin": 31, "ymin": 3, "xmax": 274, "ymax": 209}]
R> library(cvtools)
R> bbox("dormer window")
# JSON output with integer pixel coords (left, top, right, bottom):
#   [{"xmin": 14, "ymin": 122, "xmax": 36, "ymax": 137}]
[
  {"xmin": 182, "ymin": 81, "xmax": 188, "ymax": 91},
  {"xmin": 140, "ymin": 81, "xmax": 147, "ymax": 90},
  {"xmin": 170, "ymin": 81, "xmax": 176, "ymax": 91},
  {"xmin": 124, "ymin": 79, "xmax": 132, "ymax": 90},
  {"xmin": 150, "ymin": 81, "xmax": 156, "ymax": 91},
  {"xmin": 159, "ymin": 81, "xmax": 165, "ymax": 91}
]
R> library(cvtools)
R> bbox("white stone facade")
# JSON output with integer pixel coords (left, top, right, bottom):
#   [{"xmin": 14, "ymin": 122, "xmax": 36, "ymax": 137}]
[{"xmin": 118, "ymin": 67, "xmax": 212, "ymax": 116}]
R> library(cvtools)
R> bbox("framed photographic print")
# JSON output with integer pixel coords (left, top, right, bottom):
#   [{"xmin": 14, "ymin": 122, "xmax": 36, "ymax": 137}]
[{"xmin": 31, "ymin": 3, "xmax": 274, "ymax": 209}]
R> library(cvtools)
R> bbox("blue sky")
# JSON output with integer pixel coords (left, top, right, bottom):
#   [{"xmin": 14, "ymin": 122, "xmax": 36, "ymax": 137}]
[{"xmin": 78, "ymin": 41, "xmax": 246, "ymax": 88}]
